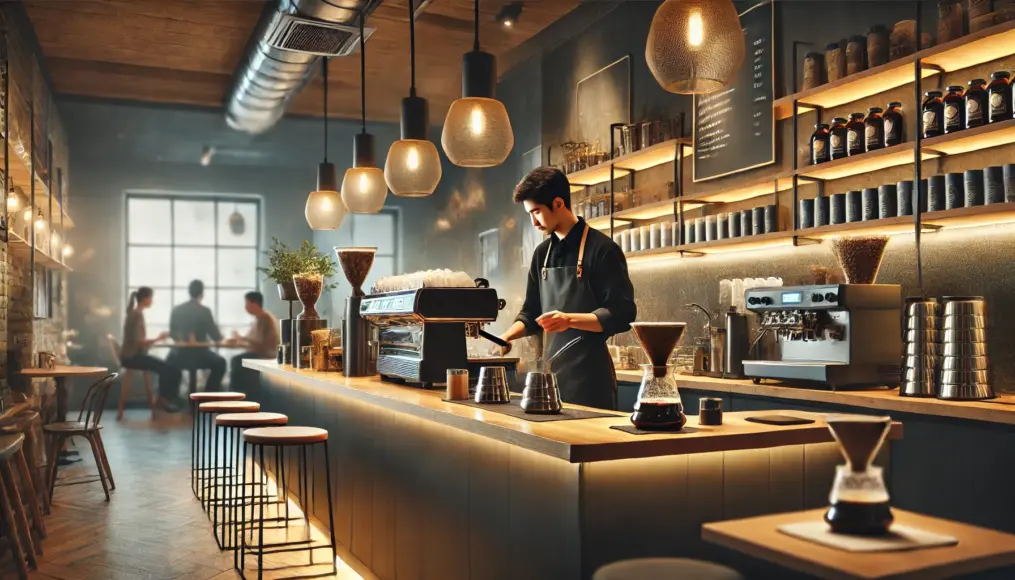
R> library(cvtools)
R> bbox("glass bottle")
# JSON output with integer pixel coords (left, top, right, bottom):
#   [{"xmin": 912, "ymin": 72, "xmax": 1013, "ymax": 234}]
[
  {"xmin": 846, "ymin": 113, "xmax": 866, "ymax": 156},
  {"xmin": 829, "ymin": 117, "xmax": 849, "ymax": 160},
  {"xmin": 965, "ymin": 78, "xmax": 988, "ymax": 129},
  {"xmin": 943, "ymin": 85, "xmax": 965, "ymax": 134},
  {"xmin": 864, "ymin": 107, "xmax": 885, "ymax": 152},
  {"xmin": 811, "ymin": 123, "xmax": 831, "ymax": 165},
  {"xmin": 884, "ymin": 102, "xmax": 904, "ymax": 146},
  {"xmin": 922, "ymin": 91, "xmax": 944, "ymax": 138},
  {"xmin": 987, "ymin": 71, "xmax": 1012, "ymax": 124}
]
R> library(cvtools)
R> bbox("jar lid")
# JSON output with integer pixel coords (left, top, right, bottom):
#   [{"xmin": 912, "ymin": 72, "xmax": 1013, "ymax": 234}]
[
  {"xmin": 924, "ymin": 90, "xmax": 943, "ymax": 97},
  {"xmin": 946, "ymin": 85, "xmax": 965, "ymax": 93},
  {"xmin": 814, "ymin": 123, "xmax": 830, "ymax": 129},
  {"xmin": 887, "ymin": 101, "xmax": 903, "ymax": 108},
  {"xmin": 968, "ymin": 78, "xmax": 987, "ymax": 86},
  {"xmin": 867, "ymin": 107, "xmax": 883, "ymax": 114},
  {"xmin": 831, "ymin": 117, "xmax": 848, "ymax": 124},
  {"xmin": 990, "ymin": 71, "xmax": 1011, "ymax": 80},
  {"xmin": 849, "ymin": 112, "xmax": 866, "ymax": 120}
]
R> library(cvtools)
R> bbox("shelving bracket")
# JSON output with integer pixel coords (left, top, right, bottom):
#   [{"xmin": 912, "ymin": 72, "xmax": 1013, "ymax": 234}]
[{"xmin": 792, "ymin": 236, "xmax": 822, "ymax": 247}]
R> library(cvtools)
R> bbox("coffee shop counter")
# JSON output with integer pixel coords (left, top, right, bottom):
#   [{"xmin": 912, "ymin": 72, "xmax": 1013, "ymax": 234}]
[{"xmin": 242, "ymin": 360, "xmax": 901, "ymax": 580}]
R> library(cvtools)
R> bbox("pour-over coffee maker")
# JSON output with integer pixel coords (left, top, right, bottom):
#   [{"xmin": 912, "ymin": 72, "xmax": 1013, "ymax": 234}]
[
  {"xmin": 824, "ymin": 414, "xmax": 894, "ymax": 535},
  {"xmin": 629, "ymin": 322, "xmax": 687, "ymax": 430},
  {"xmin": 335, "ymin": 247, "xmax": 376, "ymax": 377}
]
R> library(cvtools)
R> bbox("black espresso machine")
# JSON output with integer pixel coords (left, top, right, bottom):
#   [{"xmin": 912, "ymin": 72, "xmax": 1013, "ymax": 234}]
[{"xmin": 359, "ymin": 280, "xmax": 510, "ymax": 388}]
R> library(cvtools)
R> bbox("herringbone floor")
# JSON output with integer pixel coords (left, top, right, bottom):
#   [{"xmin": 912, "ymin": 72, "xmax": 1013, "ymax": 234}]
[{"xmin": 0, "ymin": 410, "xmax": 365, "ymax": 580}]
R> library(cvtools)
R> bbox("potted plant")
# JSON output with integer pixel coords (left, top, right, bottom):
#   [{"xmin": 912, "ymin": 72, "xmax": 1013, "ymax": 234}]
[{"xmin": 259, "ymin": 238, "xmax": 339, "ymax": 304}]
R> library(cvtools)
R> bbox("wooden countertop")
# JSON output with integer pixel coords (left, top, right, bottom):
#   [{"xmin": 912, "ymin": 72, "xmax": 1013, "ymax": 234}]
[
  {"xmin": 703, "ymin": 508, "xmax": 1015, "ymax": 580},
  {"xmin": 244, "ymin": 360, "xmax": 901, "ymax": 463},
  {"xmin": 617, "ymin": 370, "xmax": 1015, "ymax": 427}
]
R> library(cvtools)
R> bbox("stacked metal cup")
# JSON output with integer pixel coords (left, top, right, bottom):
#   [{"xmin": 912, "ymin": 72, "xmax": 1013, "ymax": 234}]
[
  {"xmin": 940, "ymin": 296, "xmax": 995, "ymax": 400},
  {"xmin": 902, "ymin": 297, "xmax": 940, "ymax": 397}
]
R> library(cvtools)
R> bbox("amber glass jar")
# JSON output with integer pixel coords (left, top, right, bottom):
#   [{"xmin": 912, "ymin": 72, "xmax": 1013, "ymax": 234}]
[
  {"xmin": 846, "ymin": 113, "xmax": 866, "ymax": 156},
  {"xmin": 864, "ymin": 107, "xmax": 885, "ymax": 152},
  {"xmin": 811, "ymin": 124, "xmax": 831, "ymax": 164},
  {"xmin": 965, "ymin": 78, "xmax": 988, "ymax": 129},
  {"xmin": 829, "ymin": 117, "xmax": 849, "ymax": 160},
  {"xmin": 988, "ymin": 71, "xmax": 1012, "ymax": 124},
  {"xmin": 884, "ymin": 102, "xmax": 904, "ymax": 146},
  {"xmin": 943, "ymin": 85, "xmax": 965, "ymax": 134},
  {"xmin": 922, "ymin": 91, "xmax": 944, "ymax": 138}
]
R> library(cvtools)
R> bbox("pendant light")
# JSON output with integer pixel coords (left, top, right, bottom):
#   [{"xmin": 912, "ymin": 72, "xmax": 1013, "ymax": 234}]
[
  {"xmin": 305, "ymin": 58, "xmax": 347, "ymax": 230},
  {"xmin": 228, "ymin": 203, "xmax": 246, "ymax": 235},
  {"xmin": 341, "ymin": 12, "xmax": 388, "ymax": 214},
  {"xmin": 646, "ymin": 0, "xmax": 745, "ymax": 95},
  {"xmin": 384, "ymin": 0, "xmax": 442, "ymax": 197},
  {"xmin": 441, "ymin": 0, "xmax": 514, "ymax": 168}
]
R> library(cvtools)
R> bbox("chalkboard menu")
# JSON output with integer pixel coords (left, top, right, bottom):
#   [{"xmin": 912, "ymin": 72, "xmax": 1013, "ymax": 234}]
[{"xmin": 693, "ymin": 1, "xmax": 774, "ymax": 182}]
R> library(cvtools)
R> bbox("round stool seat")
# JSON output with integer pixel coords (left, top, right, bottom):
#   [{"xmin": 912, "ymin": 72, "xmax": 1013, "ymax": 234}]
[
  {"xmin": 243, "ymin": 426, "xmax": 328, "ymax": 445},
  {"xmin": 593, "ymin": 559, "xmax": 743, "ymax": 580},
  {"xmin": 0, "ymin": 433, "xmax": 25, "ymax": 460},
  {"xmin": 0, "ymin": 411, "xmax": 39, "ymax": 434},
  {"xmin": 190, "ymin": 391, "xmax": 246, "ymax": 402},
  {"xmin": 199, "ymin": 401, "xmax": 260, "ymax": 413},
  {"xmin": 216, "ymin": 412, "xmax": 289, "ymax": 427}
]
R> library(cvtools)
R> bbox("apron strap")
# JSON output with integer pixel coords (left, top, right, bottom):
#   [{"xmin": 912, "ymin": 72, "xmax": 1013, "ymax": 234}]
[{"xmin": 576, "ymin": 224, "xmax": 589, "ymax": 280}]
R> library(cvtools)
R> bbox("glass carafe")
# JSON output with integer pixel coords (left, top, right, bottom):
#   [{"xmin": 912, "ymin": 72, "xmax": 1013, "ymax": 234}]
[
  {"xmin": 631, "ymin": 364, "xmax": 686, "ymax": 430},
  {"xmin": 824, "ymin": 415, "xmax": 894, "ymax": 535}
]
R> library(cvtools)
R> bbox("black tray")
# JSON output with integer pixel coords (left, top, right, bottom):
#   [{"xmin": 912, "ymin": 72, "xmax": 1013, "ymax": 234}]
[
  {"xmin": 609, "ymin": 424, "xmax": 702, "ymax": 436},
  {"xmin": 443, "ymin": 396, "xmax": 617, "ymax": 422}
]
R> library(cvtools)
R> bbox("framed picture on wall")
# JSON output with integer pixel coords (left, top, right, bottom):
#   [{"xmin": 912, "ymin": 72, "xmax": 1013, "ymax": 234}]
[
  {"xmin": 479, "ymin": 228, "xmax": 499, "ymax": 279},
  {"xmin": 520, "ymin": 145, "xmax": 544, "ymax": 269}
]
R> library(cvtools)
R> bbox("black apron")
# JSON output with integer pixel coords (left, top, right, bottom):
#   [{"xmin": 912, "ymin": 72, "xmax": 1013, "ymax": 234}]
[{"xmin": 538, "ymin": 224, "xmax": 617, "ymax": 410}]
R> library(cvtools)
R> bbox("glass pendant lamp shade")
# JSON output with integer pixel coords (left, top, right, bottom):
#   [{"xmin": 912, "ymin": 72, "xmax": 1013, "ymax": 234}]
[
  {"xmin": 385, "ymin": 138, "xmax": 442, "ymax": 197},
  {"xmin": 442, "ymin": 96, "xmax": 513, "ymax": 167},
  {"xmin": 342, "ymin": 167, "xmax": 388, "ymax": 214},
  {"xmin": 646, "ymin": 0, "xmax": 745, "ymax": 94},
  {"xmin": 306, "ymin": 162, "xmax": 346, "ymax": 230}
]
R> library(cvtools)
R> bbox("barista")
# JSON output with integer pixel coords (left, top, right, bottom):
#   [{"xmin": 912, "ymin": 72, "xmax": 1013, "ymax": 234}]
[{"xmin": 493, "ymin": 167, "xmax": 637, "ymax": 410}]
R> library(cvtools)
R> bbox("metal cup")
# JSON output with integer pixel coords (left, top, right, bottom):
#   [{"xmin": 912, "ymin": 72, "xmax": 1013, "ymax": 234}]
[
  {"xmin": 900, "ymin": 380, "xmax": 937, "ymax": 397},
  {"xmin": 941, "ymin": 314, "xmax": 987, "ymax": 329},
  {"xmin": 520, "ymin": 371, "xmax": 563, "ymax": 415},
  {"xmin": 905, "ymin": 316, "xmax": 939, "ymax": 331},
  {"xmin": 943, "ymin": 298, "xmax": 986, "ymax": 316},
  {"xmin": 475, "ymin": 366, "xmax": 511, "ymax": 404},
  {"xmin": 905, "ymin": 341, "xmax": 941, "ymax": 356},
  {"xmin": 904, "ymin": 366, "xmax": 937, "ymax": 382},
  {"xmin": 939, "ymin": 369, "xmax": 989, "ymax": 385},
  {"xmin": 906, "ymin": 300, "xmax": 940, "ymax": 317},
  {"xmin": 942, "ymin": 328, "xmax": 987, "ymax": 343},
  {"xmin": 942, "ymin": 342, "xmax": 986, "ymax": 357},
  {"xmin": 940, "ymin": 356, "xmax": 988, "ymax": 371},
  {"xmin": 905, "ymin": 329, "xmax": 940, "ymax": 344},
  {"xmin": 903, "ymin": 355, "xmax": 939, "ymax": 369},
  {"xmin": 938, "ymin": 381, "xmax": 995, "ymax": 401}
]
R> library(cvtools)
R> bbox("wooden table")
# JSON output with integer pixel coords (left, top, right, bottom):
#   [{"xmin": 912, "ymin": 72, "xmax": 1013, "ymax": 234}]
[
  {"xmin": 21, "ymin": 366, "xmax": 109, "ymax": 423},
  {"xmin": 702, "ymin": 508, "xmax": 1015, "ymax": 580}
]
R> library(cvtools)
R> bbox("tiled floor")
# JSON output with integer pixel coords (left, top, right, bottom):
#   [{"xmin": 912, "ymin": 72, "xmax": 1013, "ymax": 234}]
[{"xmin": 0, "ymin": 410, "xmax": 365, "ymax": 580}]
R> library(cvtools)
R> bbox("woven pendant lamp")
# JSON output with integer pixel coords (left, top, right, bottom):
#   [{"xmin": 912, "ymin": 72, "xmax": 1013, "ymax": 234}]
[{"xmin": 646, "ymin": 0, "xmax": 745, "ymax": 95}]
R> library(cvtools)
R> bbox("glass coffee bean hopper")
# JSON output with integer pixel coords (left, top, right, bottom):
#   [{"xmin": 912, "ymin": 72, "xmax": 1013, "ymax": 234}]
[
  {"xmin": 629, "ymin": 322, "xmax": 687, "ymax": 431},
  {"xmin": 824, "ymin": 414, "xmax": 894, "ymax": 535}
]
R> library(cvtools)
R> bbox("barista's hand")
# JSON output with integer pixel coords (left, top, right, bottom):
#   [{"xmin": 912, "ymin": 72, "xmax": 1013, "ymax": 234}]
[
  {"xmin": 488, "ymin": 339, "xmax": 513, "ymax": 357},
  {"xmin": 536, "ymin": 311, "xmax": 572, "ymax": 333}
]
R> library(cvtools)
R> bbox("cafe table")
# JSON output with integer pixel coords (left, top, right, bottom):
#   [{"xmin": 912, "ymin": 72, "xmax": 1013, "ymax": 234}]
[
  {"xmin": 20, "ymin": 365, "xmax": 109, "ymax": 423},
  {"xmin": 702, "ymin": 508, "xmax": 1015, "ymax": 579},
  {"xmin": 150, "ymin": 341, "xmax": 231, "ymax": 395}
]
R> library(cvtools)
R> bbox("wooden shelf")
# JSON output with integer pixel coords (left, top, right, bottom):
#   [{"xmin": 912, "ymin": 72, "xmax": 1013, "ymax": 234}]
[
  {"xmin": 682, "ymin": 172, "xmax": 797, "ymax": 205},
  {"xmin": 800, "ymin": 215, "xmax": 924, "ymax": 239},
  {"xmin": 585, "ymin": 215, "xmax": 629, "ymax": 230},
  {"xmin": 922, "ymin": 118, "xmax": 1015, "ymax": 156},
  {"xmin": 797, "ymin": 143, "xmax": 937, "ymax": 181},
  {"xmin": 8, "ymin": 230, "xmax": 72, "ymax": 271},
  {"xmin": 773, "ymin": 20, "xmax": 1015, "ymax": 121},
  {"xmin": 566, "ymin": 138, "xmax": 690, "ymax": 188},
  {"xmin": 1, "ymin": 139, "xmax": 75, "ymax": 229}
]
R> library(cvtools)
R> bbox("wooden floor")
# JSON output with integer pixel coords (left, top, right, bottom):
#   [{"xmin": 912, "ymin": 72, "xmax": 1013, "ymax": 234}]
[{"xmin": 0, "ymin": 410, "xmax": 366, "ymax": 580}]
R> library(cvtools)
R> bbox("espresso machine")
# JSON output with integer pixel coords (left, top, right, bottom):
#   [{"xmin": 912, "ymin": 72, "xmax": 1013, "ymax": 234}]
[
  {"xmin": 359, "ymin": 282, "xmax": 507, "ymax": 388},
  {"xmin": 742, "ymin": 284, "xmax": 902, "ymax": 389}
]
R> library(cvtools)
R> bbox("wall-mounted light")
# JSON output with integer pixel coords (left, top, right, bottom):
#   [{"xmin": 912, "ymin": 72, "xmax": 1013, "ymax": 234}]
[
  {"xmin": 35, "ymin": 210, "xmax": 46, "ymax": 231},
  {"xmin": 7, "ymin": 193, "xmax": 17, "ymax": 211},
  {"xmin": 62, "ymin": 244, "xmax": 74, "ymax": 258},
  {"xmin": 341, "ymin": 12, "xmax": 388, "ymax": 214},
  {"xmin": 23, "ymin": 207, "xmax": 32, "ymax": 222}
]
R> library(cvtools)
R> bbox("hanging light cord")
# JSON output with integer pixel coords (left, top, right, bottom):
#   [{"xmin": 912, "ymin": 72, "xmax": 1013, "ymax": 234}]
[
  {"xmin": 473, "ymin": 0, "xmax": 480, "ymax": 51},
  {"xmin": 360, "ymin": 11, "xmax": 367, "ymax": 135},
  {"xmin": 322, "ymin": 57, "xmax": 329, "ymax": 161},
  {"xmin": 408, "ymin": 0, "xmax": 416, "ymax": 96}
]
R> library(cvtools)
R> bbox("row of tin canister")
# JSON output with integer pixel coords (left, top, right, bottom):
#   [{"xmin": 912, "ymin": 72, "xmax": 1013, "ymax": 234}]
[{"xmin": 611, "ymin": 204, "xmax": 781, "ymax": 254}]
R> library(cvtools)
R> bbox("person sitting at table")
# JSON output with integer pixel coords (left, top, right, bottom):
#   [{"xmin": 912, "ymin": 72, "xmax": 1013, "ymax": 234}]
[
  {"xmin": 121, "ymin": 287, "xmax": 183, "ymax": 413},
  {"xmin": 228, "ymin": 291, "xmax": 280, "ymax": 389},
  {"xmin": 168, "ymin": 279, "xmax": 226, "ymax": 392}
]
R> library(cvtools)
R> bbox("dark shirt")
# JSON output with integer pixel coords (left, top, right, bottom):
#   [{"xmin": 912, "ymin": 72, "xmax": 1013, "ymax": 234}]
[
  {"xmin": 515, "ymin": 217, "xmax": 637, "ymax": 337},
  {"xmin": 170, "ymin": 300, "xmax": 223, "ymax": 345}
]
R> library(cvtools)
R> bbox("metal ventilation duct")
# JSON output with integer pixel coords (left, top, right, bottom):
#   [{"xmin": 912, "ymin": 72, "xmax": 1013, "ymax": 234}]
[{"xmin": 226, "ymin": 0, "xmax": 380, "ymax": 134}]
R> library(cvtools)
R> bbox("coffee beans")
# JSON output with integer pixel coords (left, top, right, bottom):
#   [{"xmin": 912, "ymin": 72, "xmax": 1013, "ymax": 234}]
[{"xmin": 831, "ymin": 236, "xmax": 890, "ymax": 284}]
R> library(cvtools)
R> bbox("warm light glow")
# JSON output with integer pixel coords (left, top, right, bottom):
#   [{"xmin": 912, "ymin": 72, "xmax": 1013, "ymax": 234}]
[
  {"xmin": 687, "ymin": 11, "xmax": 704, "ymax": 47},
  {"xmin": 35, "ymin": 214, "xmax": 45, "ymax": 231},
  {"xmin": 341, "ymin": 167, "xmax": 387, "ymax": 214},
  {"xmin": 7, "ymin": 195, "xmax": 18, "ymax": 211},
  {"xmin": 62, "ymin": 244, "xmax": 74, "ymax": 258},
  {"xmin": 441, "ymin": 97, "xmax": 514, "ymax": 168},
  {"xmin": 23, "ymin": 208, "xmax": 31, "ymax": 222},
  {"xmin": 503, "ymin": 19, "xmax": 513, "ymax": 27},
  {"xmin": 305, "ymin": 189, "xmax": 347, "ymax": 230},
  {"xmin": 385, "ymin": 139, "xmax": 442, "ymax": 197}
]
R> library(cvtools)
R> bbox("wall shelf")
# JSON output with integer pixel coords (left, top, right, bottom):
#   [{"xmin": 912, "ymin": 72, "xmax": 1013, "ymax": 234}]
[
  {"xmin": 586, "ymin": 215, "xmax": 629, "ymax": 230},
  {"xmin": 773, "ymin": 20, "xmax": 1015, "ymax": 121},
  {"xmin": 566, "ymin": 138, "xmax": 690, "ymax": 188},
  {"xmin": 8, "ymin": 230, "xmax": 72, "ymax": 271},
  {"xmin": 921, "ymin": 118, "xmax": 1015, "ymax": 156},
  {"xmin": 797, "ymin": 142, "xmax": 937, "ymax": 181},
  {"xmin": 681, "ymin": 172, "xmax": 797, "ymax": 205},
  {"xmin": 1, "ymin": 139, "xmax": 74, "ymax": 229}
]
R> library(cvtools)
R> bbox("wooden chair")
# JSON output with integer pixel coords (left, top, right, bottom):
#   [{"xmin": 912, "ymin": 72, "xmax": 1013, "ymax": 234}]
[
  {"xmin": 0, "ymin": 433, "xmax": 41, "ymax": 579},
  {"xmin": 44, "ymin": 374, "xmax": 118, "ymax": 502},
  {"xmin": 107, "ymin": 335, "xmax": 156, "ymax": 421}
]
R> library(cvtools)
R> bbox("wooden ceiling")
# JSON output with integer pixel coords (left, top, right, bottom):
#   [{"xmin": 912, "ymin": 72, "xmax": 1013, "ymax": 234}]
[{"xmin": 23, "ymin": 0, "xmax": 581, "ymax": 123}]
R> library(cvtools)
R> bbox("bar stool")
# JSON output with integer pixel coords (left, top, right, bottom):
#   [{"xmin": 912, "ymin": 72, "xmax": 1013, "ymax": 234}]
[
  {"xmin": 190, "ymin": 391, "xmax": 246, "ymax": 498},
  {"xmin": 0, "ymin": 433, "xmax": 41, "ymax": 579},
  {"xmin": 212, "ymin": 412, "xmax": 289, "ymax": 553},
  {"xmin": 593, "ymin": 558, "xmax": 744, "ymax": 580},
  {"xmin": 43, "ymin": 374, "xmax": 117, "ymax": 502},
  {"xmin": 238, "ymin": 426, "xmax": 337, "ymax": 579},
  {"xmin": 0, "ymin": 411, "xmax": 49, "ymax": 529},
  {"xmin": 197, "ymin": 400, "xmax": 260, "ymax": 512}
]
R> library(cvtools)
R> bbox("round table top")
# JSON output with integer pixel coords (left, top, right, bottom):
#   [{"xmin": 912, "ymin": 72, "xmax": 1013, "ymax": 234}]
[
  {"xmin": 149, "ymin": 342, "xmax": 228, "ymax": 349},
  {"xmin": 20, "ymin": 365, "xmax": 109, "ymax": 378}
]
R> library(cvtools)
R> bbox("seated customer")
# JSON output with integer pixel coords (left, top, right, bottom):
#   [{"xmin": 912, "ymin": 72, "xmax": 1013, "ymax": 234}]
[
  {"xmin": 169, "ymin": 279, "xmax": 226, "ymax": 392},
  {"xmin": 121, "ymin": 287, "xmax": 183, "ymax": 412},
  {"xmin": 229, "ymin": 291, "xmax": 280, "ymax": 389}
]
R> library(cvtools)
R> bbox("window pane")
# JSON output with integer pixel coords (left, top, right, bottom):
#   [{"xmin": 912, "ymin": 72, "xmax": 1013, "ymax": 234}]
[
  {"xmin": 174, "ymin": 248, "xmax": 216, "ymax": 288},
  {"xmin": 173, "ymin": 200, "xmax": 216, "ymax": 245},
  {"xmin": 128, "ymin": 198, "xmax": 172, "ymax": 244},
  {"xmin": 351, "ymin": 213, "xmax": 395, "ymax": 254},
  {"xmin": 218, "ymin": 201, "xmax": 258, "ymax": 247},
  {"xmin": 128, "ymin": 247, "xmax": 172, "ymax": 287},
  {"xmin": 217, "ymin": 248, "xmax": 257, "ymax": 288},
  {"xmin": 217, "ymin": 289, "xmax": 251, "ymax": 326},
  {"xmin": 143, "ymin": 292, "xmax": 173, "ymax": 327}
]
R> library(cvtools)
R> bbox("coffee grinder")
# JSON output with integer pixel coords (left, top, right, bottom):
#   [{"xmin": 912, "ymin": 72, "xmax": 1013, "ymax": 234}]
[
  {"xmin": 629, "ymin": 322, "xmax": 688, "ymax": 431},
  {"xmin": 278, "ymin": 282, "xmax": 298, "ymax": 365},
  {"xmin": 824, "ymin": 414, "xmax": 894, "ymax": 535},
  {"xmin": 292, "ymin": 274, "xmax": 327, "ymax": 370},
  {"xmin": 336, "ymin": 247, "xmax": 376, "ymax": 377}
]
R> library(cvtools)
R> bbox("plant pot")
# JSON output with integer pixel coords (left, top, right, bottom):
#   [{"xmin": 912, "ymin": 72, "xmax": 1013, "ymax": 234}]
[
  {"xmin": 293, "ymin": 274, "xmax": 324, "ymax": 320},
  {"xmin": 277, "ymin": 281, "xmax": 298, "ymax": 302}
]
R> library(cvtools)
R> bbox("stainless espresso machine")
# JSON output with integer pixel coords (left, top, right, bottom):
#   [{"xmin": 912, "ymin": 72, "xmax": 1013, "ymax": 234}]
[
  {"xmin": 359, "ymin": 284, "xmax": 507, "ymax": 388},
  {"xmin": 743, "ymin": 284, "xmax": 902, "ymax": 389}
]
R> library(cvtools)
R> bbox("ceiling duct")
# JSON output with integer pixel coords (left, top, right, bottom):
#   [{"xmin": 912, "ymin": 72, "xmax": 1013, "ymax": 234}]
[{"xmin": 226, "ymin": 0, "xmax": 380, "ymax": 134}]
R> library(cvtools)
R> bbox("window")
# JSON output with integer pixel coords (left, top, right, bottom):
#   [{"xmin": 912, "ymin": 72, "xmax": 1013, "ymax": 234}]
[
  {"xmin": 125, "ymin": 193, "xmax": 261, "ymax": 342},
  {"xmin": 349, "ymin": 209, "xmax": 399, "ymax": 291}
]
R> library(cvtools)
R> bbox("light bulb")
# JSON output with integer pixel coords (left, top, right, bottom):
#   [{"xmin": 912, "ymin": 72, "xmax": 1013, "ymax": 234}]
[
  {"xmin": 7, "ymin": 195, "xmax": 18, "ymax": 211},
  {"xmin": 358, "ymin": 172, "xmax": 369, "ymax": 194},
  {"xmin": 384, "ymin": 139, "xmax": 442, "ymax": 197},
  {"xmin": 687, "ymin": 11, "xmax": 704, "ymax": 47},
  {"xmin": 305, "ymin": 189, "xmax": 346, "ymax": 230},
  {"xmin": 407, "ymin": 146, "xmax": 420, "ymax": 171},
  {"xmin": 470, "ymin": 106, "xmax": 485, "ymax": 136},
  {"xmin": 442, "ymin": 98, "xmax": 514, "ymax": 168},
  {"xmin": 341, "ymin": 167, "xmax": 387, "ymax": 214},
  {"xmin": 63, "ymin": 244, "xmax": 74, "ymax": 258},
  {"xmin": 35, "ymin": 215, "xmax": 46, "ymax": 231},
  {"xmin": 23, "ymin": 208, "xmax": 31, "ymax": 222}
]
